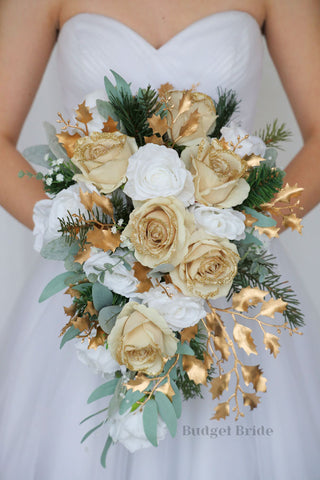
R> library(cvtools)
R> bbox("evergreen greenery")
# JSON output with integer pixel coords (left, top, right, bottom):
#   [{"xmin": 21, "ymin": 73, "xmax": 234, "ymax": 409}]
[
  {"xmin": 255, "ymin": 119, "xmax": 292, "ymax": 150},
  {"xmin": 210, "ymin": 88, "xmax": 240, "ymax": 138},
  {"xmin": 228, "ymin": 244, "xmax": 304, "ymax": 328},
  {"xmin": 240, "ymin": 161, "xmax": 285, "ymax": 209}
]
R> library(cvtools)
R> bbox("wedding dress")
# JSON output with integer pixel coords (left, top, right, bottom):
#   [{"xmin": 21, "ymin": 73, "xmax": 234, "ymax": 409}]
[{"xmin": 1, "ymin": 11, "xmax": 319, "ymax": 480}]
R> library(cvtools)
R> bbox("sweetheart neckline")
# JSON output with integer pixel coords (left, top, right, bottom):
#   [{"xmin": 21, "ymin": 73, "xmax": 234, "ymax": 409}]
[{"xmin": 58, "ymin": 10, "xmax": 263, "ymax": 52}]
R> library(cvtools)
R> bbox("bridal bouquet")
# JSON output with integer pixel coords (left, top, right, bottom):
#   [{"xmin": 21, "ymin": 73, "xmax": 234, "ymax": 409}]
[{"xmin": 22, "ymin": 71, "xmax": 304, "ymax": 466}]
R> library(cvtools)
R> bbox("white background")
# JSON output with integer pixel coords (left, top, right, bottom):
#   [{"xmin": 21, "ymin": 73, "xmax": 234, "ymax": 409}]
[{"xmin": 0, "ymin": 40, "xmax": 319, "ymax": 324}]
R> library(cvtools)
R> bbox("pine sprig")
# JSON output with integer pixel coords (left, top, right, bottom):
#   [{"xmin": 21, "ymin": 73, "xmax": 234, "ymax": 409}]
[
  {"xmin": 229, "ymin": 245, "xmax": 304, "ymax": 328},
  {"xmin": 211, "ymin": 88, "xmax": 240, "ymax": 138},
  {"xmin": 240, "ymin": 162, "xmax": 285, "ymax": 209},
  {"xmin": 255, "ymin": 119, "xmax": 292, "ymax": 150},
  {"xmin": 108, "ymin": 86, "xmax": 160, "ymax": 146},
  {"xmin": 58, "ymin": 208, "xmax": 111, "ymax": 248}
]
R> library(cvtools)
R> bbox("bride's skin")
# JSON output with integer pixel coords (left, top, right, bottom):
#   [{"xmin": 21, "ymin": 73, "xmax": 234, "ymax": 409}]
[{"xmin": 0, "ymin": 0, "xmax": 319, "ymax": 229}]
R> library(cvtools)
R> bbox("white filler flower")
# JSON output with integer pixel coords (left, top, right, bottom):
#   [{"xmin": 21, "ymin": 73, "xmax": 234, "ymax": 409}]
[
  {"xmin": 109, "ymin": 408, "xmax": 167, "ymax": 453},
  {"xmin": 138, "ymin": 283, "xmax": 207, "ymax": 331},
  {"xmin": 124, "ymin": 143, "xmax": 195, "ymax": 206},
  {"xmin": 191, "ymin": 204, "xmax": 246, "ymax": 241},
  {"xmin": 83, "ymin": 249, "xmax": 138, "ymax": 298},
  {"xmin": 221, "ymin": 121, "xmax": 266, "ymax": 158}
]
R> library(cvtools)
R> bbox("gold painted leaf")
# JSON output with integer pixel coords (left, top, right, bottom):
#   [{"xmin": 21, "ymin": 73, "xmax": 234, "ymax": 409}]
[
  {"xmin": 263, "ymin": 332, "xmax": 280, "ymax": 358},
  {"xmin": 75, "ymin": 101, "xmax": 93, "ymax": 124},
  {"xmin": 74, "ymin": 245, "xmax": 92, "ymax": 264},
  {"xmin": 210, "ymin": 372, "xmax": 231, "ymax": 400},
  {"xmin": 233, "ymin": 324, "xmax": 257, "ymax": 356},
  {"xmin": 64, "ymin": 304, "xmax": 77, "ymax": 317},
  {"xmin": 91, "ymin": 191, "xmax": 114, "ymax": 217},
  {"xmin": 254, "ymin": 225, "xmax": 280, "ymax": 238},
  {"xmin": 232, "ymin": 287, "xmax": 268, "ymax": 312},
  {"xmin": 241, "ymin": 365, "xmax": 267, "ymax": 392},
  {"xmin": 243, "ymin": 212, "xmax": 258, "ymax": 227},
  {"xmin": 182, "ymin": 355, "xmax": 208, "ymax": 385},
  {"xmin": 144, "ymin": 135, "xmax": 164, "ymax": 145},
  {"xmin": 282, "ymin": 213, "xmax": 303, "ymax": 233},
  {"xmin": 87, "ymin": 227, "xmax": 121, "ymax": 252},
  {"xmin": 213, "ymin": 335, "xmax": 231, "ymax": 361},
  {"xmin": 243, "ymin": 392, "xmax": 261, "ymax": 410},
  {"xmin": 274, "ymin": 183, "xmax": 304, "ymax": 204},
  {"xmin": 148, "ymin": 114, "xmax": 169, "ymax": 136},
  {"xmin": 178, "ymin": 109, "xmax": 200, "ymax": 138},
  {"xmin": 206, "ymin": 310, "xmax": 222, "ymax": 332},
  {"xmin": 156, "ymin": 380, "xmax": 175, "ymax": 399},
  {"xmin": 102, "ymin": 116, "xmax": 118, "ymax": 133},
  {"xmin": 126, "ymin": 373, "xmax": 151, "ymax": 392},
  {"xmin": 246, "ymin": 155, "xmax": 265, "ymax": 168},
  {"xmin": 158, "ymin": 82, "xmax": 174, "ymax": 99},
  {"xmin": 65, "ymin": 287, "xmax": 81, "ymax": 298},
  {"xmin": 56, "ymin": 131, "xmax": 81, "ymax": 158},
  {"xmin": 132, "ymin": 262, "xmax": 153, "ymax": 293},
  {"xmin": 84, "ymin": 301, "xmax": 98, "ymax": 317},
  {"xmin": 204, "ymin": 351, "xmax": 213, "ymax": 370},
  {"xmin": 177, "ymin": 90, "xmax": 193, "ymax": 116},
  {"xmin": 260, "ymin": 298, "xmax": 287, "ymax": 318},
  {"xmin": 211, "ymin": 401, "xmax": 230, "ymax": 420},
  {"xmin": 79, "ymin": 189, "xmax": 94, "ymax": 211},
  {"xmin": 180, "ymin": 324, "xmax": 198, "ymax": 344},
  {"xmin": 88, "ymin": 327, "xmax": 106, "ymax": 350},
  {"xmin": 60, "ymin": 320, "xmax": 72, "ymax": 336},
  {"xmin": 72, "ymin": 315, "xmax": 90, "ymax": 332}
]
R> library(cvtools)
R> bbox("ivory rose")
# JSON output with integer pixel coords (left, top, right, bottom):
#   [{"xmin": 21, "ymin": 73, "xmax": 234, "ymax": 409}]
[
  {"xmin": 170, "ymin": 229, "xmax": 240, "ymax": 299},
  {"xmin": 108, "ymin": 302, "xmax": 178, "ymax": 376},
  {"xmin": 122, "ymin": 196, "xmax": 194, "ymax": 268},
  {"xmin": 182, "ymin": 138, "xmax": 250, "ymax": 208},
  {"xmin": 71, "ymin": 131, "xmax": 137, "ymax": 193},
  {"xmin": 166, "ymin": 90, "xmax": 217, "ymax": 146}
]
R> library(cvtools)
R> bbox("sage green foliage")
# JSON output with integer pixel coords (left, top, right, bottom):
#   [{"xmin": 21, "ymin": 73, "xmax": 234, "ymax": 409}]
[
  {"xmin": 87, "ymin": 378, "xmax": 120, "ymax": 404},
  {"xmin": 60, "ymin": 325, "xmax": 80, "ymax": 349},
  {"xmin": 229, "ymin": 243, "xmax": 304, "ymax": 328},
  {"xmin": 97, "ymin": 70, "xmax": 161, "ymax": 147},
  {"xmin": 242, "ymin": 206, "xmax": 277, "ymax": 227},
  {"xmin": 39, "ymin": 271, "xmax": 84, "ymax": 302},
  {"xmin": 211, "ymin": 87, "xmax": 240, "ymax": 138},
  {"xmin": 255, "ymin": 119, "xmax": 292, "ymax": 150},
  {"xmin": 240, "ymin": 160, "xmax": 285, "ymax": 209},
  {"xmin": 142, "ymin": 399, "xmax": 158, "ymax": 446}
]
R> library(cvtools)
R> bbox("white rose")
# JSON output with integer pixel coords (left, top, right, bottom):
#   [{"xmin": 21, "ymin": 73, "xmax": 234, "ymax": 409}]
[
  {"xmin": 220, "ymin": 121, "xmax": 266, "ymax": 158},
  {"xmin": 82, "ymin": 89, "xmax": 108, "ymax": 134},
  {"xmin": 191, "ymin": 205, "xmax": 246, "ymax": 240},
  {"xmin": 83, "ymin": 249, "xmax": 139, "ymax": 298},
  {"xmin": 75, "ymin": 340, "xmax": 120, "ymax": 378},
  {"xmin": 33, "ymin": 184, "xmax": 89, "ymax": 252},
  {"xmin": 109, "ymin": 408, "xmax": 167, "ymax": 453},
  {"xmin": 138, "ymin": 283, "xmax": 207, "ymax": 331},
  {"xmin": 124, "ymin": 144, "xmax": 195, "ymax": 206}
]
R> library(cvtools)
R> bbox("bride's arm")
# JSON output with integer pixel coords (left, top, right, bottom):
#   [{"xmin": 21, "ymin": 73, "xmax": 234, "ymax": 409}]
[
  {"xmin": 265, "ymin": 0, "xmax": 320, "ymax": 217},
  {"xmin": 0, "ymin": 0, "xmax": 60, "ymax": 229}
]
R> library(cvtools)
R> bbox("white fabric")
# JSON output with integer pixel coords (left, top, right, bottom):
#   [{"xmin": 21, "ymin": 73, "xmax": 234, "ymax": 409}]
[{"xmin": 1, "ymin": 11, "xmax": 319, "ymax": 480}]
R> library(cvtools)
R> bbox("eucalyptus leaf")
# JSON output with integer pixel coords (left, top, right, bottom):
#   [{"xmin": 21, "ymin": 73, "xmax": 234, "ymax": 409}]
[
  {"xmin": 100, "ymin": 436, "xmax": 113, "ymax": 468},
  {"xmin": 98, "ymin": 305, "xmax": 122, "ymax": 334},
  {"xmin": 170, "ymin": 380, "xmax": 182, "ymax": 419},
  {"xmin": 22, "ymin": 144, "xmax": 53, "ymax": 168},
  {"xmin": 43, "ymin": 121, "xmax": 69, "ymax": 161},
  {"xmin": 71, "ymin": 283, "xmax": 92, "ymax": 292},
  {"xmin": 110, "ymin": 70, "xmax": 132, "ymax": 96},
  {"xmin": 240, "ymin": 232, "xmax": 263, "ymax": 247},
  {"xmin": 148, "ymin": 264, "xmax": 174, "ymax": 277},
  {"xmin": 176, "ymin": 342, "xmax": 195, "ymax": 356},
  {"xmin": 242, "ymin": 206, "xmax": 277, "ymax": 227},
  {"xmin": 92, "ymin": 283, "xmax": 113, "ymax": 311},
  {"xmin": 40, "ymin": 237, "xmax": 76, "ymax": 261},
  {"xmin": 96, "ymin": 99, "xmax": 119, "ymax": 122},
  {"xmin": 108, "ymin": 378, "xmax": 126, "ymax": 417},
  {"xmin": 264, "ymin": 147, "xmax": 278, "ymax": 163},
  {"xmin": 81, "ymin": 421, "xmax": 104, "ymax": 444},
  {"xmin": 87, "ymin": 378, "xmax": 120, "ymax": 404},
  {"xmin": 80, "ymin": 407, "xmax": 109, "ymax": 425},
  {"xmin": 60, "ymin": 325, "xmax": 80, "ymax": 349},
  {"xmin": 154, "ymin": 391, "xmax": 177, "ymax": 437},
  {"xmin": 64, "ymin": 254, "xmax": 83, "ymax": 273},
  {"xmin": 142, "ymin": 399, "xmax": 158, "ymax": 447},
  {"xmin": 39, "ymin": 271, "xmax": 80, "ymax": 302},
  {"xmin": 119, "ymin": 389, "xmax": 143, "ymax": 415}
]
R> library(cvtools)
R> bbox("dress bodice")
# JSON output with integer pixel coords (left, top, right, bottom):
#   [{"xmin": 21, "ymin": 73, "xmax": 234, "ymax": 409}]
[{"xmin": 56, "ymin": 10, "xmax": 264, "ymax": 129}]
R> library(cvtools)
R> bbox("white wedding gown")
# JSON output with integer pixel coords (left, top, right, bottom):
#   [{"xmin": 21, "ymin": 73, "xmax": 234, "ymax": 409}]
[{"xmin": 1, "ymin": 11, "xmax": 320, "ymax": 480}]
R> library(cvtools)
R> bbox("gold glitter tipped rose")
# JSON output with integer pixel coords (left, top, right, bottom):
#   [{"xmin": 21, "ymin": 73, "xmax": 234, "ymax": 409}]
[
  {"xmin": 71, "ymin": 131, "xmax": 137, "ymax": 193},
  {"xmin": 170, "ymin": 229, "xmax": 240, "ymax": 299},
  {"xmin": 108, "ymin": 302, "xmax": 178, "ymax": 376},
  {"xmin": 165, "ymin": 90, "xmax": 217, "ymax": 146},
  {"xmin": 182, "ymin": 138, "xmax": 250, "ymax": 208},
  {"xmin": 122, "ymin": 196, "xmax": 195, "ymax": 269}
]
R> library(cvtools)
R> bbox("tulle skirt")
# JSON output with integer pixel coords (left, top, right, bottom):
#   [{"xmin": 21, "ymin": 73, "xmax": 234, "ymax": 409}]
[{"xmin": 1, "ymin": 241, "xmax": 319, "ymax": 480}]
